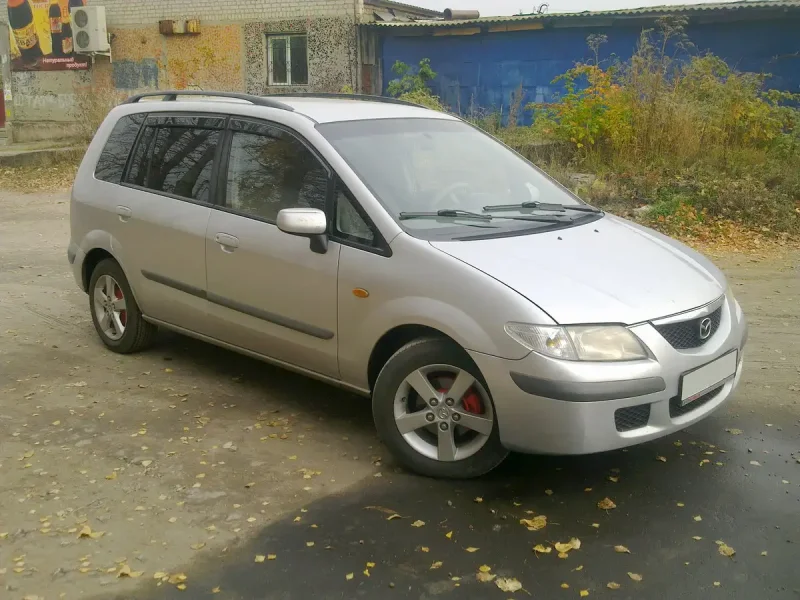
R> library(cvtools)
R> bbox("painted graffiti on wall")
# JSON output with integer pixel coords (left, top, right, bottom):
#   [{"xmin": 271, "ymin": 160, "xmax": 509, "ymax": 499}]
[{"xmin": 7, "ymin": 0, "xmax": 89, "ymax": 71}]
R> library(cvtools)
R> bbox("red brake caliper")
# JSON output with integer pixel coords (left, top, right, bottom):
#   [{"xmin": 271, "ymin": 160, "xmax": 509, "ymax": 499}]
[
  {"xmin": 115, "ymin": 285, "xmax": 127, "ymax": 326},
  {"xmin": 437, "ymin": 384, "xmax": 484, "ymax": 415}
]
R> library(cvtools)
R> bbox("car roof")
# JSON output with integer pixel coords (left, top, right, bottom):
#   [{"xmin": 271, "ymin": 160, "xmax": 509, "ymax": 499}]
[
  {"xmin": 123, "ymin": 92, "xmax": 459, "ymax": 125},
  {"xmin": 272, "ymin": 97, "xmax": 458, "ymax": 124}
]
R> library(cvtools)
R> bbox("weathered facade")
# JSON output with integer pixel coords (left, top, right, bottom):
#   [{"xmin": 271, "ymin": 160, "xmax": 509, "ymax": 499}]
[{"xmin": 1, "ymin": 0, "xmax": 437, "ymax": 142}]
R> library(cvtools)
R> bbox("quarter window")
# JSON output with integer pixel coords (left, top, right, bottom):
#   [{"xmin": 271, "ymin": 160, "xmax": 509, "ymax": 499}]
[
  {"xmin": 268, "ymin": 34, "xmax": 308, "ymax": 86},
  {"xmin": 94, "ymin": 114, "xmax": 144, "ymax": 184},
  {"xmin": 224, "ymin": 120, "xmax": 328, "ymax": 222},
  {"xmin": 335, "ymin": 183, "xmax": 376, "ymax": 245}
]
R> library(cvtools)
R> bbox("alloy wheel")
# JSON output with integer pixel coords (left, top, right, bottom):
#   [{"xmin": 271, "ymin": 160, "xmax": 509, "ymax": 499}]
[
  {"xmin": 93, "ymin": 274, "xmax": 128, "ymax": 341},
  {"xmin": 393, "ymin": 364, "xmax": 494, "ymax": 462}
]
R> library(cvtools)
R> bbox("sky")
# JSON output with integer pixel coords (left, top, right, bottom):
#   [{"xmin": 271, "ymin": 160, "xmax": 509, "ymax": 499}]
[{"xmin": 410, "ymin": 0, "xmax": 724, "ymax": 17}]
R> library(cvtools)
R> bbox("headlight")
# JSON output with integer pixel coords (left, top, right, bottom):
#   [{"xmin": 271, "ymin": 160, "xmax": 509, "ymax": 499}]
[{"xmin": 504, "ymin": 323, "xmax": 648, "ymax": 362}]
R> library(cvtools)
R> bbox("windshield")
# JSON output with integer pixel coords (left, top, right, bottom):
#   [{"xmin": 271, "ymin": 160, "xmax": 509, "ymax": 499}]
[{"xmin": 317, "ymin": 118, "xmax": 591, "ymax": 240}]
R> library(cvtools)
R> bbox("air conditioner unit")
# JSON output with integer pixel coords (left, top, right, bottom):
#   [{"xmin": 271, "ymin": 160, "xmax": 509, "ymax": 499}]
[{"xmin": 70, "ymin": 6, "xmax": 110, "ymax": 53}]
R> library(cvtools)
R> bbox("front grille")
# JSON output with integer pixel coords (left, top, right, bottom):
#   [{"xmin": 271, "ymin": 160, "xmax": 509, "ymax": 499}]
[
  {"xmin": 614, "ymin": 404, "xmax": 651, "ymax": 432},
  {"xmin": 654, "ymin": 307, "xmax": 722, "ymax": 349},
  {"xmin": 670, "ymin": 385, "xmax": 723, "ymax": 418}
]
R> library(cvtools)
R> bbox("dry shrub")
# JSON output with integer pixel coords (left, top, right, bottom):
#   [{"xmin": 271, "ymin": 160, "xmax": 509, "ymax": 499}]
[
  {"xmin": 525, "ymin": 17, "xmax": 800, "ymax": 233},
  {"xmin": 72, "ymin": 82, "xmax": 127, "ymax": 142}
]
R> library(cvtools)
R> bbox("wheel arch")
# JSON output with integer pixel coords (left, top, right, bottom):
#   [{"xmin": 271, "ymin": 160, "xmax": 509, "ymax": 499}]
[{"xmin": 367, "ymin": 324, "xmax": 466, "ymax": 393}]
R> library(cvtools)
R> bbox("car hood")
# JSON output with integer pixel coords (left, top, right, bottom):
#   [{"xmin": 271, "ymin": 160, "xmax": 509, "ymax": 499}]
[{"xmin": 430, "ymin": 215, "xmax": 726, "ymax": 325}]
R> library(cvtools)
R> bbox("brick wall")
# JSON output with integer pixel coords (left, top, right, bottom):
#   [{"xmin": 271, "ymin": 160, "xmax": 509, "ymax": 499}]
[
  {"xmin": 0, "ymin": 1, "xmax": 363, "ymax": 25},
  {"xmin": 2, "ymin": 1, "xmax": 364, "ymax": 142},
  {"xmin": 83, "ymin": 0, "xmax": 362, "ymax": 26}
]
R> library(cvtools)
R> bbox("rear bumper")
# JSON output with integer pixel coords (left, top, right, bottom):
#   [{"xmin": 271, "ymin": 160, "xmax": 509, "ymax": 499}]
[
  {"xmin": 469, "ymin": 295, "xmax": 747, "ymax": 455},
  {"xmin": 68, "ymin": 241, "xmax": 86, "ymax": 292}
]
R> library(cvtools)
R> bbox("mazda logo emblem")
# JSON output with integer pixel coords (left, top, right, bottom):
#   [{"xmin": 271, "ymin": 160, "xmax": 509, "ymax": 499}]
[{"xmin": 699, "ymin": 317, "xmax": 713, "ymax": 340}]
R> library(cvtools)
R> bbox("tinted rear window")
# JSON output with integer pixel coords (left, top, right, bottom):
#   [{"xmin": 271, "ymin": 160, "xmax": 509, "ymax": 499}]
[
  {"xmin": 143, "ymin": 126, "xmax": 220, "ymax": 202},
  {"xmin": 94, "ymin": 114, "xmax": 144, "ymax": 184}
]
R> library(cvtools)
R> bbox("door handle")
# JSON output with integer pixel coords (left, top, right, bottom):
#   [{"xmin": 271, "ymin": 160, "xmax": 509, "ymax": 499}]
[
  {"xmin": 215, "ymin": 233, "xmax": 239, "ymax": 252},
  {"xmin": 116, "ymin": 206, "xmax": 132, "ymax": 222}
]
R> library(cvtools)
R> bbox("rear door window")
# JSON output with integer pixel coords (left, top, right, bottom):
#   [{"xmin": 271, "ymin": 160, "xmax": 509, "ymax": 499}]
[
  {"xmin": 94, "ymin": 114, "xmax": 145, "ymax": 184},
  {"xmin": 125, "ymin": 115, "xmax": 225, "ymax": 203}
]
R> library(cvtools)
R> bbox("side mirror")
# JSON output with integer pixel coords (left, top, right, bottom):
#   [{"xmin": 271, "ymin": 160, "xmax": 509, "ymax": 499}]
[{"xmin": 277, "ymin": 208, "xmax": 328, "ymax": 254}]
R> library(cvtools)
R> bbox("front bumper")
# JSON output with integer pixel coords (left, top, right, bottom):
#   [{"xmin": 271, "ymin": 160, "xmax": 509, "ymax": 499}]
[{"xmin": 470, "ymin": 294, "xmax": 748, "ymax": 455}]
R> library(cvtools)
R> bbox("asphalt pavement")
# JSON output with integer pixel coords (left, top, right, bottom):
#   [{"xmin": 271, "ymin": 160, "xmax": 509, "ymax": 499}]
[{"xmin": 123, "ymin": 405, "xmax": 799, "ymax": 600}]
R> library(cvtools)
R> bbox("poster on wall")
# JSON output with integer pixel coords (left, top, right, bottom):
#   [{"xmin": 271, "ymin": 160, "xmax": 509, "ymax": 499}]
[{"xmin": 7, "ymin": 0, "xmax": 90, "ymax": 71}]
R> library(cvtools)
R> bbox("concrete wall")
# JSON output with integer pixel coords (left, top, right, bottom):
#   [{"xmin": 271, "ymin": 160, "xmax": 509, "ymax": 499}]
[
  {"xmin": 1, "ymin": 0, "xmax": 363, "ymax": 142},
  {"xmin": 378, "ymin": 17, "xmax": 800, "ymax": 125}
]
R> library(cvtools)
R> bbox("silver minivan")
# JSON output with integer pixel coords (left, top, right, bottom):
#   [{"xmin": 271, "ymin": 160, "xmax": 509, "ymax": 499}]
[{"xmin": 69, "ymin": 92, "xmax": 748, "ymax": 478}]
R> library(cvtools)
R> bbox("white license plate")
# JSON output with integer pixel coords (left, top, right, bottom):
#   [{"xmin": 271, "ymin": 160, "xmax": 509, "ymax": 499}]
[{"xmin": 680, "ymin": 351, "xmax": 738, "ymax": 406}]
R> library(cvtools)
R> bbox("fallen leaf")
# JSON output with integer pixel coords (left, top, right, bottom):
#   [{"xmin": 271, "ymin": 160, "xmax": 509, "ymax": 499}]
[
  {"xmin": 608, "ymin": 476, "xmax": 619, "ymax": 483},
  {"xmin": 153, "ymin": 572, "xmax": 168, "ymax": 580},
  {"xmin": 713, "ymin": 581, "xmax": 721, "ymax": 587},
  {"xmin": 628, "ymin": 572, "xmax": 643, "ymax": 582},
  {"xmin": 656, "ymin": 456, "xmax": 667, "ymax": 463},
  {"xmin": 411, "ymin": 520, "xmax": 425, "ymax": 528},
  {"xmin": 445, "ymin": 531, "xmax": 453, "ymax": 539},
  {"xmin": 366, "ymin": 562, "xmax": 375, "ymax": 568},
  {"xmin": 573, "ymin": 565, "xmax": 584, "ymax": 572},
  {"xmin": 211, "ymin": 587, "xmax": 221, "ymax": 594},
  {"xmin": 190, "ymin": 543, "xmax": 205, "ymax": 550},
  {"xmin": 268, "ymin": 554, "xmax": 277, "ymax": 561},
  {"xmin": 677, "ymin": 502, "xmax": 685, "ymax": 507},
  {"xmin": 346, "ymin": 573, "xmax": 354, "ymax": 581},
  {"xmin": 692, "ymin": 536, "xmax": 703, "ymax": 541},
  {"xmin": 614, "ymin": 545, "xmax": 631, "ymax": 554},
  {"xmin": 607, "ymin": 582, "xmax": 621, "ymax": 590},
  {"xmin": 168, "ymin": 573, "xmax": 187, "ymax": 585},
  {"xmin": 693, "ymin": 516, "xmax": 702, "ymax": 522},
  {"xmin": 387, "ymin": 514, "xmax": 402, "ymax": 521},
  {"xmin": 561, "ymin": 583, "xmax": 570, "ymax": 589},
  {"xmin": 477, "ymin": 571, "xmax": 497, "ymax": 583},
  {"xmin": 306, "ymin": 541, "xmax": 315, "ymax": 547},
  {"xmin": 495, "ymin": 577, "xmax": 523, "ymax": 593},
  {"xmin": 105, "ymin": 472, "xmax": 117, "ymax": 480},
  {"xmin": 466, "ymin": 547, "xmax": 479, "ymax": 553},
  {"xmin": 168, "ymin": 517, "xmax": 178, "ymax": 524},
  {"xmin": 598, "ymin": 498, "xmax": 617, "ymax": 510},
  {"xmin": 750, "ymin": 461, "xmax": 761, "ymax": 467},
  {"xmin": 430, "ymin": 561, "xmax": 443, "ymax": 570},
  {"xmin": 479, "ymin": 565, "xmax": 492, "ymax": 573},
  {"xmin": 580, "ymin": 591, "xmax": 589, "ymax": 597},
  {"xmin": 176, "ymin": 584, "xmax": 187, "ymax": 591},
  {"xmin": 726, "ymin": 428, "xmax": 742, "ymax": 435},
  {"xmin": 520, "ymin": 515, "xmax": 547, "ymax": 531},
  {"xmin": 533, "ymin": 544, "xmax": 552, "ymax": 554},
  {"xmin": 545, "ymin": 489, "xmax": 554, "ymax": 496},
  {"xmin": 77, "ymin": 525, "xmax": 104, "ymax": 539},
  {"xmin": 554, "ymin": 538, "xmax": 581, "ymax": 553},
  {"xmin": 254, "ymin": 555, "xmax": 266, "ymax": 563},
  {"xmin": 761, "ymin": 551, "xmax": 768, "ymax": 557},
  {"xmin": 474, "ymin": 497, "xmax": 483, "ymax": 503},
  {"xmin": 591, "ymin": 523, "xmax": 600, "ymax": 528},
  {"xmin": 718, "ymin": 544, "xmax": 735, "ymax": 558},
  {"xmin": 420, "ymin": 546, "xmax": 429, "ymax": 553}
]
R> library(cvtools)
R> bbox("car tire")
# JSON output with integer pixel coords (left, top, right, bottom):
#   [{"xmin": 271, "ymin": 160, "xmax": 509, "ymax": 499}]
[
  {"xmin": 372, "ymin": 337, "xmax": 509, "ymax": 479},
  {"xmin": 88, "ymin": 259, "xmax": 157, "ymax": 354}
]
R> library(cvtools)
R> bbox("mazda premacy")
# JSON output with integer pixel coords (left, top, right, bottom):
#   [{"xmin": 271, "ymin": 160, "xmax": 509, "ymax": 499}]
[{"xmin": 68, "ymin": 92, "xmax": 748, "ymax": 478}]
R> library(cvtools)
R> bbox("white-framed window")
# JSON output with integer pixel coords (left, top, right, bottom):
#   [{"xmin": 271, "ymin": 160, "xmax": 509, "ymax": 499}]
[{"xmin": 267, "ymin": 35, "xmax": 309, "ymax": 86}]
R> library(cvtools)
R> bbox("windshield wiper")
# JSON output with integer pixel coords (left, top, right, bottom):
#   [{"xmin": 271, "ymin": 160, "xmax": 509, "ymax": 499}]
[
  {"xmin": 399, "ymin": 209, "xmax": 569, "ymax": 224},
  {"xmin": 399, "ymin": 209, "xmax": 493, "ymax": 221},
  {"xmin": 483, "ymin": 201, "xmax": 602, "ymax": 214}
]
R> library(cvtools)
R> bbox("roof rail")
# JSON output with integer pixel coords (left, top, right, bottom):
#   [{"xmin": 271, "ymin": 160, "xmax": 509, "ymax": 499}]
[
  {"xmin": 265, "ymin": 92, "xmax": 424, "ymax": 108},
  {"xmin": 123, "ymin": 91, "xmax": 295, "ymax": 111}
]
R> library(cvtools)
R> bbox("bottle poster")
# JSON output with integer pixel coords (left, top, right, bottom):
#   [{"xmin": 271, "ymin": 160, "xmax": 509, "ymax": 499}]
[{"xmin": 8, "ymin": 0, "xmax": 90, "ymax": 71}]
